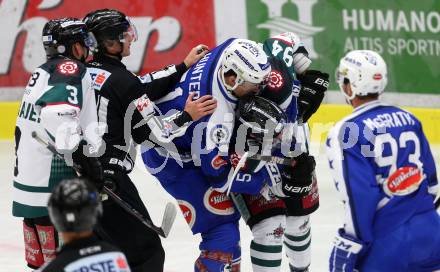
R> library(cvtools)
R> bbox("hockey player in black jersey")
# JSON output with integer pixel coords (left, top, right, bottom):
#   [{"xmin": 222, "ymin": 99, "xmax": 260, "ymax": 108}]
[
  {"xmin": 83, "ymin": 9, "xmax": 216, "ymax": 271},
  {"xmin": 39, "ymin": 178, "xmax": 131, "ymax": 272}
]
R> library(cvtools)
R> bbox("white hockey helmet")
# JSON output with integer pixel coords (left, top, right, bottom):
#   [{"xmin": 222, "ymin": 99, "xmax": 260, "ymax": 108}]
[
  {"xmin": 336, "ymin": 50, "xmax": 387, "ymax": 100},
  {"xmin": 221, "ymin": 39, "xmax": 271, "ymax": 91}
]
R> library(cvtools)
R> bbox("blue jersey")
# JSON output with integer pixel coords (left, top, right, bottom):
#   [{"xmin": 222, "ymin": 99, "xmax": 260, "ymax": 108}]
[
  {"xmin": 326, "ymin": 100, "xmax": 438, "ymax": 244},
  {"xmin": 143, "ymin": 38, "xmax": 241, "ymax": 190},
  {"xmin": 143, "ymin": 38, "xmax": 299, "ymax": 194}
]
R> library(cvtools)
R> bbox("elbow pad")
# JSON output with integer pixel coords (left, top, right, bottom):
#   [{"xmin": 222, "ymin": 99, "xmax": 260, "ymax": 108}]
[{"xmin": 40, "ymin": 104, "xmax": 81, "ymax": 152}]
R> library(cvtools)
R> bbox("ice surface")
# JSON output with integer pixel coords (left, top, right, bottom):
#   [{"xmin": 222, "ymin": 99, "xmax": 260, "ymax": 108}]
[{"xmin": 1, "ymin": 141, "xmax": 438, "ymax": 271}]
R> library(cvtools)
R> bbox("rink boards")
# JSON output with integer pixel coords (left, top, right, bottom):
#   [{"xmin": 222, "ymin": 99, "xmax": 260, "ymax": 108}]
[{"xmin": 1, "ymin": 101, "xmax": 439, "ymax": 144}]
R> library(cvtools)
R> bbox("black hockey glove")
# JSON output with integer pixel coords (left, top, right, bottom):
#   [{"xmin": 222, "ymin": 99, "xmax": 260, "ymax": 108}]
[
  {"xmin": 297, "ymin": 70, "xmax": 329, "ymax": 122},
  {"xmin": 101, "ymin": 158, "xmax": 127, "ymax": 192},
  {"xmin": 71, "ymin": 140, "xmax": 104, "ymax": 189},
  {"xmin": 279, "ymin": 153, "xmax": 316, "ymax": 197}
]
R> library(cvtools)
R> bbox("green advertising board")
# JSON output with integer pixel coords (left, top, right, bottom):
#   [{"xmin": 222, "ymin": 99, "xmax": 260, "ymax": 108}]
[{"xmin": 247, "ymin": 0, "xmax": 440, "ymax": 94}]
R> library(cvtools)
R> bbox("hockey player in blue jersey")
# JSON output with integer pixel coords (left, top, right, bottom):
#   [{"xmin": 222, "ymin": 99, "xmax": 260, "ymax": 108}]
[
  {"xmin": 327, "ymin": 50, "xmax": 440, "ymax": 272},
  {"xmin": 141, "ymin": 38, "xmax": 277, "ymax": 271}
]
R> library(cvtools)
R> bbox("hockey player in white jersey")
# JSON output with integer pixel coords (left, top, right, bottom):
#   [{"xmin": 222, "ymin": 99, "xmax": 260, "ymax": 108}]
[
  {"xmin": 12, "ymin": 18, "xmax": 102, "ymax": 269},
  {"xmin": 327, "ymin": 50, "xmax": 440, "ymax": 271}
]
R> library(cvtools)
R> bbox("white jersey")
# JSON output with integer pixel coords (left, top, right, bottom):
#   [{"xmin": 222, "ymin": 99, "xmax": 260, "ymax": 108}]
[{"xmin": 13, "ymin": 57, "xmax": 99, "ymax": 218}]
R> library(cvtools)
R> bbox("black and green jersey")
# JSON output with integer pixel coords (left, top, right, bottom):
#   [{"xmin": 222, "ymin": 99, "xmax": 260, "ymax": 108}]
[
  {"xmin": 262, "ymin": 33, "xmax": 308, "ymax": 107},
  {"xmin": 262, "ymin": 33, "xmax": 304, "ymax": 79}
]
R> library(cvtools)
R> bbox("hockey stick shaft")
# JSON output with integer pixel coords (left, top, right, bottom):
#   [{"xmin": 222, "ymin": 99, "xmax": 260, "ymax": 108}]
[
  {"xmin": 31, "ymin": 131, "xmax": 176, "ymax": 237},
  {"xmin": 247, "ymin": 153, "xmax": 295, "ymax": 166}
]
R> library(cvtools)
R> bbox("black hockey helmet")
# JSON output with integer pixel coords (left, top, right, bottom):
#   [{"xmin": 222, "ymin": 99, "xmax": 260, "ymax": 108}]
[
  {"xmin": 83, "ymin": 9, "xmax": 137, "ymax": 51},
  {"xmin": 42, "ymin": 18, "xmax": 97, "ymax": 60},
  {"xmin": 48, "ymin": 178, "xmax": 102, "ymax": 232},
  {"xmin": 237, "ymin": 95, "xmax": 287, "ymax": 142}
]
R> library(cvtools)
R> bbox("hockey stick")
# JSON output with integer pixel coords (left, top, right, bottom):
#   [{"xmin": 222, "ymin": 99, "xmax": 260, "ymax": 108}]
[
  {"xmin": 435, "ymin": 197, "xmax": 440, "ymax": 210},
  {"xmin": 31, "ymin": 131, "xmax": 177, "ymax": 238},
  {"xmin": 247, "ymin": 153, "xmax": 295, "ymax": 166}
]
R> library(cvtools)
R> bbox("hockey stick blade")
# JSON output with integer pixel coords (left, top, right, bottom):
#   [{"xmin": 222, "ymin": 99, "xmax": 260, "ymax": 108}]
[
  {"xmin": 160, "ymin": 202, "xmax": 177, "ymax": 237},
  {"xmin": 102, "ymin": 187, "xmax": 174, "ymax": 238}
]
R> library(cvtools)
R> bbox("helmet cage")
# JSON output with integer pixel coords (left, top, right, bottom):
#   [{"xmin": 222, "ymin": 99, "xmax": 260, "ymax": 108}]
[{"xmin": 238, "ymin": 96, "xmax": 287, "ymax": 142}]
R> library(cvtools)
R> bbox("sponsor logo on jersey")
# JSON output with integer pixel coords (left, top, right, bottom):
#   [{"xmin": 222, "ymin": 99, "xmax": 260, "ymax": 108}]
[
  {"xmin": 203, "ymin": 188, "xmax": 235, "ymax": 215},
  {"xmin": 210, "ymin": 124, "xmax": 230, "ymax": 146},
  {"xmin": 178, "ymin": 199, "xmax": 196, "ymax": 229},
  {"xmin": 383, "ymin": 166, "xmax": 423, "ymax": 196},
  {"xmin": 266, "ymin": 224, "xmax": 284, "ymax": 240},
  {"xmin": 89, "ymin": 69, "xmax": 112, "ymax": 91},
  {"xmin": 135, "ymin": 94, "xmax": 154, "ymax": 118},
  {"xmin": 211, "ymin": 155, "xmax": 228, "ymax": 170},
  {"xmin": 116, "ymin": 255, "xmax": 129, "ymax": 269},
  {"xmin": 65, "ymin": 252, "xmax": 130, "ymax": 272},
  {"xmin": 267, "ymin": 70, "xmax": 284, "ymax": 90},
  {"xmin": 58, "ymin": 61, "xmax": 78, "ymax": 75}
]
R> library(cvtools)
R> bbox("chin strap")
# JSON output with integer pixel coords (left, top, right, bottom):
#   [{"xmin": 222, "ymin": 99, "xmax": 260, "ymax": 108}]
[{"xmin": 96, "ymin": 40, "xmax": 124, "ymax": 60}]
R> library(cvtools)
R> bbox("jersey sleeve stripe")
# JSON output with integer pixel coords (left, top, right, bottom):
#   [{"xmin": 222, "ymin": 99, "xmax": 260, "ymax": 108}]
[{"xmin": 45, "ymin": 102, "xmax": 80, "ymax": 109}]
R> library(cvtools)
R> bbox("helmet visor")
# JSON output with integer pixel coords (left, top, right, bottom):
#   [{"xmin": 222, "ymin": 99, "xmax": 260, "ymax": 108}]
[
  {"xmin": 83, "ymin": 32, "xmax": 98, "ymax": 51},
  {"xmin": 119, "ymin": 17, "xmax": 138, "ymax": 43}
]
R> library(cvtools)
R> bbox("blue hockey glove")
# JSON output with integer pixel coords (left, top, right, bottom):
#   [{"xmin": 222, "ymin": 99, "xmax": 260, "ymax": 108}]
[{"xmin": 329, "ymin": 228, "xmax": 364, "ymax": 272}]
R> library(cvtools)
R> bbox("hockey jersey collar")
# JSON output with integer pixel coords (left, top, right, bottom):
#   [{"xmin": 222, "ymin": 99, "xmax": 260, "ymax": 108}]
[{"xmin": 353, "ymin": 100, "xmax": 385, "ymax": 113}]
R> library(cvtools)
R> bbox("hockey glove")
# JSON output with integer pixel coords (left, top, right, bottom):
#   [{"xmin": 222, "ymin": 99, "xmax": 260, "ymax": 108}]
[
  {"xmin": 71, "ymin": 140, "xmax": 103, "ymax": 188},
  {"xmin": 329, "ymin": 228, "xmax": 364, "ymax": 272},
  {"xmin": 101, "ymin": 158, "xmax": 127, "ymax": 192},
  {"xmin": 297, "ymin": 70, "xmax": 329, "ymax": 122},
  {"xmin": 280, "ymin": 154, "xmax": 316, "ymax": 197}
]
